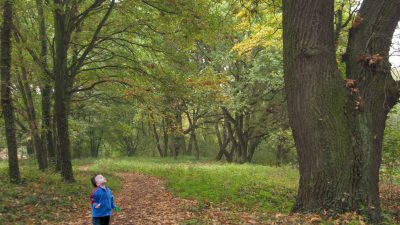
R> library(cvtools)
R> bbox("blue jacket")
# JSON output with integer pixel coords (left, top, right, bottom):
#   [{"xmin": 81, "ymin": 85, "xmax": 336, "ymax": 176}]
[{"xmin": 90, "ymin": 186, "xmax": 115, "ymax": 217}]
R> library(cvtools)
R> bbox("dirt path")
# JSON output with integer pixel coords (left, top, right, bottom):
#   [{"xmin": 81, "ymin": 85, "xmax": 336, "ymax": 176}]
[
  {"xmin": 67, "ymin": 166, "xmax": 262, "ymax": 225},
  {"xmin": 70, "ymin": 173, "xmax": 199, "ymax": 225},
  {"xmin": 69, "ymin": 166, "xmax": 397, "ymax": 224},
  {"xmin": 113, "ymin": 173, "xmax": 201, "ymax": 224}
]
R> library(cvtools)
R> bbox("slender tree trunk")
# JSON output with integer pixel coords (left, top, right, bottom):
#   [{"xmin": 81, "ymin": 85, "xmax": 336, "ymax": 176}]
[
  {"xmin": 215, "ymin": 123, "xmax": 224, "ymax": 160},
  {"xmin": 27, "ymin": 140, "xmax": 34, "ymax": 155},
  {"xmin": 73, "ymin": 136, "xmax": 82, "ymax": 158},
  {"xmin": 193, "ymin": 131, "xmax": 200, "ymax": 160},
  {"xmin": 152, "ymin": 122, "xmax": 164, "ymax": 157},
  {"xmin": 36, "ymin": 0, "xmax": 55, "ymax": 164},
  {"xmin": 41, "ymin": 86, "xmax": 54, "ymax": 162},
  {"xmin": 187, "ymin": 133, "xmax": 193, "ymax": 155},
  {"xmin": 283, "ymin": 0, "xmax": 400, "ymax": 222},
  {"xmin": 14, "ymin": 47, "xmax": 47, "ymax": 170},
  {"xmin": 215, "ymin": 121, "xmax": 232, "ymax": 162},
  {"xmin": 53, "ymin": 0, "xmax": 74, "ymax": 182},
  {"xmin": 185, "ymin": 111, "xmax": 199, "ymax": 158},
  {"xmin": 89, "ymin": 126, "xmax": 103, "ymax": 158},
  {"xmin": 16, "ymin": 69, "xmax": 46, "ymax": 170},
  {"xmin": 162, "ymin": 119, "xmax": 169, "ymax": 157},
  {"xmin": 236, "ymin": 114, "xmax": 249, "ymax": 163},
  {"xmin": 173, "ymin": 111, "xmax": 186, "ymax": 156},
  {"xmin": 53, "ymin": 107, "xmax": 61, "ymax": 171},
  {"xmin": 1, "ymin": 0, "xmax": 20, "ymax": 183},
  {"xmin": 247, "ymin": 136, "xmax": 262, "ymax": 162}
]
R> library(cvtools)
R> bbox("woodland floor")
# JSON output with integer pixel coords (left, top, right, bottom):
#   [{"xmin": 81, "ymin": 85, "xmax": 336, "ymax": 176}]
[
  {"xmin": 66, "ymin": 167, "xmax": 263, "ymax": 225},
  {"xmin": 62, "ymin": 165, "xmax": 400, "ymax": 225},
  {"xmin": 1, "ymin": 160, "xmax": 399, "ymax": 224}
]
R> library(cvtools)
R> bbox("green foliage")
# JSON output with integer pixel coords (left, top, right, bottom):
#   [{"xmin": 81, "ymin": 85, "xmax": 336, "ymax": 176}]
[
  {"xmin": 253, "ymin": 128, "xmax": 297, "ymax": 166},
  {"xmin": 382, "ymin": 105, "xmax": 400, "ymax": 185}
]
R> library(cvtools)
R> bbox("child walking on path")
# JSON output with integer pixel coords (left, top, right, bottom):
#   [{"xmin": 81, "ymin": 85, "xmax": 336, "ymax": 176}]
[{"xmin": 90, "ymin": 174, "xmax": 116, "ymax": 225}]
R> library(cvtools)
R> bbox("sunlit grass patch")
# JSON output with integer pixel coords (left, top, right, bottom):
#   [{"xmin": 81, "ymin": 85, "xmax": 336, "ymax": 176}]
[{"xmin": 89, "ymin": 157, "xmax": 299, "ymax": 213}]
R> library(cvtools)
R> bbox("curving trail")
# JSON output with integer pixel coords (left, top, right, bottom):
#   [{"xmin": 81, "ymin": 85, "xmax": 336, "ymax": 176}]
[{"xmin": 66, "ymin": 167, "xmax": 262, "ymax": 225}]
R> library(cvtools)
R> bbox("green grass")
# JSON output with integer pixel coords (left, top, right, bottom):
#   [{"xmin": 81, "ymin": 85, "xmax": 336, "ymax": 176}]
[
  {"xmin": 88, "ymin": 157, "xmax": 299, "ymax": 213},
  {"xmin": 2, "ymin": 157, "xmax": 398, "ymax": 224},
  {"xmin": 86, "ymin": 157, "xmax": 399, "ymax": 224},
  {"xmin": 0, "ymin": 159, "xmax": 122, "ymax": 225}
]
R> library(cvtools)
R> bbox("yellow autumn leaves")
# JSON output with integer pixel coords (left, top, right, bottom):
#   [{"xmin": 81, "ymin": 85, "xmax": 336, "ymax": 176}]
[{"xmin": 231, "ymin": 3, "xmax": 282, "ymax": 57}]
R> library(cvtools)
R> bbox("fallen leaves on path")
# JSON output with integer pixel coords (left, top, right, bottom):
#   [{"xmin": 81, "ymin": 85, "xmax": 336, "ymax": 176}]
[
  {"xmin": 111, "ymin": 173, "xmax": 197, "ymax": 224},
  {"xmin": 66, "ymin": 172, "xmax": 265, "ymax": 225},
  {"xmin": 65, "ymin": 171, "xmax": 399, "ymax": 225}
]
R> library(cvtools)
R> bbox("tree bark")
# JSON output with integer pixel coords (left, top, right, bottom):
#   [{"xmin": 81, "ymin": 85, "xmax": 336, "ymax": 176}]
[
  {"xmin": 162, "ymin": 119, "xmax": 169, "ymax": 157},
  {"xmin": 344, "ymin": 1, "xmax": 400, "ymax": 221},
  {"xmin": 1, "ymin": 0, "xmax": 21, "ymax": 182},
  {"xmin": 247, "ymin": 135, "xmax": 262, "ymax": 162},
  {"xmin": 41, "ymin": 86, "xmax": 54, "ymax": 162},
  {"xmin": 13, "ymin": 41, "xmax": 47, "ymax": 170},
  {"xmin": 172, "ymin": 111, "xmax": 186, "ymax": 157},
  {"xmin": 282, "ymin": 0, "xmax": 400, "ymax": 222},
  {"xmin": 52, "ymin": 106, "xmax": 61, "ymax": 171},
  {"xmin": 27, "ymin": 139, "xmax": 34, "ymax": 155},
  {"xmin": 53, "ymin": 0, "xmax": 74, "ymax": 182},
  {"xmin": 215, "ymin": 120, "xmax": 232, "ymax": 162},
  {"xmin": 36, "ymin": 0, "xmax": 55, "ymax": 164},
  {"xmin": 89, "ymin": 126, "xmax": 103, "ymax": 158},
  {"xmin": 185, "ymin": 110, "xmax": 200, "ymax": 159},
  {"xmin": 152, "ymin": 122, "xmax": 164, "ymax": 157},
  {"xmin": 15, "ymin": 63, "xmax": 47, "ymax": 170}
]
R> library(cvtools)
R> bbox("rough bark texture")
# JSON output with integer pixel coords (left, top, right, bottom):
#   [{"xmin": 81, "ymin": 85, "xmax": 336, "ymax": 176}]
[
  {"xmin": 1, "ymin": 0, "xmax": 21, "ymax": 182},
  {"xmin": 41, "ymin": 86, "xmax": 54, "ymax": 162},
  {"xmin": 53, "ymin": 0, "xmax": 74, "ymax": 182},
  {"xmin": 283, "ymin": 0, "xmax": 400, "ymax": 222},
  {"xmin": 344, "ymin": 1, "xmax": 400, "ymax": 221}
]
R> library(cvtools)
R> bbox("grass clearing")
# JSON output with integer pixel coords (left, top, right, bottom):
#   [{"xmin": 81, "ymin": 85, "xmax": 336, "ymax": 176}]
[
  {"xmin": 2, "ymin": 157, "xmax": 398, "ymax": 224},
  {"xmin": 88, "ymin": 157, "xmax": 299, "ymax": 213}
]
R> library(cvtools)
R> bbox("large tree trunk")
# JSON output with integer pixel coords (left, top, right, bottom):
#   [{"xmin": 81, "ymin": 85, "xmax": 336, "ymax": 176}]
[
  {"xmin": 282, "ymin": 0, "xmax": 400, "ymax": 222},
  {"xmin": 53, "ymin": 0, "xmax": 74, "ymax": 182},
  {"xmin": 1, "ymin": 0, "xmax": 21, "ymax": 183},
  {"xmin": 344, "ymin": 2, "xmax": 400, "ymax": 221}
]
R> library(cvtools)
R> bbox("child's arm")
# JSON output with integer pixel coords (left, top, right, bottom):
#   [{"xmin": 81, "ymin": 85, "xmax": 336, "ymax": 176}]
[
  {"xmin": 90, "ymin": 189, "xmax": 101, "ymax": 208},
  {"xmin": 110, "ymin": 190, "xmax": 116, "ymax": 209}
]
